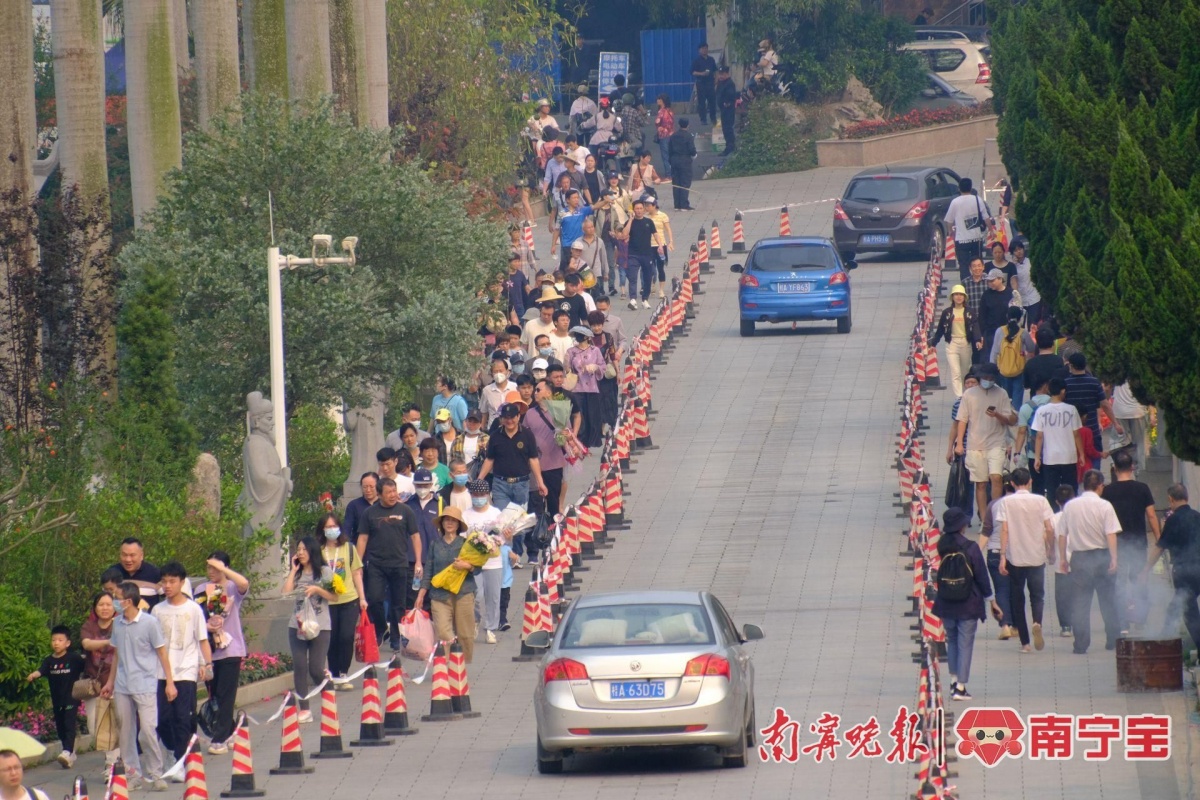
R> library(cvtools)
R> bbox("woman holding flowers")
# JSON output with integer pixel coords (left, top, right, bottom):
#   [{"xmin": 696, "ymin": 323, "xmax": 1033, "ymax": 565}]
[
  {"xmin": 414, "ymin": 506, "xmax": 481, "ymax": 663},
  {"xmin": 196, "ymin": 552, "xmax": 250, "ymax": 753},
  {"xmin": 316, "ymin": 513, "xmax": 367, "ymax": 689},
  {"xmin": 282, "ymin": 538, "xmax": 335, "ymax": 723}
]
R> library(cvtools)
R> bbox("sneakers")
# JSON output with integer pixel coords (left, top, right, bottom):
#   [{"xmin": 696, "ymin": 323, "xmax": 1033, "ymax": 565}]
[
  {"xmin": 499, "ymin": 622, "xmax": 512, "ymax": 632},
  {"xmin": 658, "ymin": 287, "xmax": 666, "ymax": 299},
  {"xmin": 485, "ymin": 630, "xmax": 497, "ymax": 644},
  {"xmin": 1020, "ymin": 644, "xmax": 1032, "ymax": 654},
  {"xmin": 512, "ymin": 560, "xmax": 524, "ymax": 569},
  {"xmin": 1060, "ymin": 627, "xmax": 1073, "ymax": 637},
  {"xmin": 998, "ymin": 625, "xmax": 1014, "ymax": 640},
  {"xmin": 57, "ymin": 751, "xmax": 75, "ymax": 769},
  {"xmin": 149, "ymin": 779, "xmax": 169, "ymax": 792},
  {"xmin": 335, "ymin": 680, "xmax": 355, "ymax": 692},
  {"xmin": 951, "ymin": 683, "xmax": 972, "ymax": 701},
  {"xmin": 641, "ymin": 299, "xmax": 651, "ymax": 309},
  {"xmin": 1032, "ymin": 622, "xmax": 1045, "ymax": 651},
  {"xmin": 628, "ymin": 299, "xmax": 638, "ymax": 310},
  {"xmin": 169, "ymin": 772, "xmax": 186, "ymax": 784},
  {"xmin": 297, "ymin": 709, "xmax": 314, "ymax": 724},
  {"xmin": 207, "ymin": 742, "xmax": 228, "ymax": 755}
]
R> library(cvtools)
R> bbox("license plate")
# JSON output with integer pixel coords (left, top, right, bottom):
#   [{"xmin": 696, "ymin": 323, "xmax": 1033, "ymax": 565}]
[
  {"xmin": 610, "ymin": 680, "xmax": 666, "ymax": 699},
  {"xmin": 860, "ymin": 234, "xmax": 891, "ymax": 245},
  {"xmin": 777, "ymin": 282, "xmax": 813, "ymax": 293}
]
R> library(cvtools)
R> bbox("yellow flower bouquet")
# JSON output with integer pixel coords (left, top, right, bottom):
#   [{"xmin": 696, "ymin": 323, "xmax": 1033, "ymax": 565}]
[{"xmin": 431, "ymin": 529, "xmax": 501, "ymax": 594}]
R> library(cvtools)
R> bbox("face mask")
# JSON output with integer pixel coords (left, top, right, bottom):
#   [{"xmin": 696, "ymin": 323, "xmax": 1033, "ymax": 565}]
[
  {"xmin": 532, "ymin": 370, "xmax": 546, "ymax": 380},
  {"xmin": 436, "ymin": 422, "xmax": 450, "ymax": 433},
  {"xmin": 453, "ymin": 473, "xmax": 469, "ymax": 486},
  {"xmin": 539, "ymin": 347, "xmax": 553, "ymax": 356},
  {"xmin": 324, "ymin": 527, "xmax": 340, "ymax": 541},
  {"xmin": 416, "ymin": 487, "xmax": 432, "ymax": 499},
  {"xmin": 513, "ymin": 364, "xmax": 526, "ymax": 375},
  {"xmin": 471, "ymin": 496, "xmax": 489, "ymax": 509},
  {"xmin": 980, "ymin": 380, "xmax": 995, "ymax": 390},
  {"xmin": 494, "ymin": 374, "xmax": 507, "ymax": 385}
]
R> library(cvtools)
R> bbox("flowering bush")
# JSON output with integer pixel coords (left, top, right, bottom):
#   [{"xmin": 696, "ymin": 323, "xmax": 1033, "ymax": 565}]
[
  {"xmin": 239, "ymin": 652, "xmax": 293, "ymax": 685},
  {"xmin": 0, "ymin": 709, "xmax": 60, "ymax": 744},
  {"xmin": 839, "ymin": 100, "xmax": 994, "ymax": 139}
]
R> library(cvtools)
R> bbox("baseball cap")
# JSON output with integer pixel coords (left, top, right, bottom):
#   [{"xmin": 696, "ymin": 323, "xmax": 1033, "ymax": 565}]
[
  {"xmin": 985, "ymin": 268, "xmax": 1006, "ymax": 282},
  {"xmin": 465, "ymin": 410, "xmax": 483, "ymax": 423},
  {"xmin": 434, "ymin": 408, "xmax": 451, "ymax": 421},
  {"xmin": 532, "ymin": 358, "xmax": 549, "ymax": 370},
  {"xmin": 467, "ymin": 479, "xmax": 491, "ymax": 495},
  {"xmin": 413, "ymin": 469, "xmax": 434, "ymax": 485}
]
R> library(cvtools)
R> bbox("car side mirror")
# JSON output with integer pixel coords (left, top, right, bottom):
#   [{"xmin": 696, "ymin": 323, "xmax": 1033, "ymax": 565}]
[
  {"xmin": 741, "ymin": 623, "xmax": 765, "ymax": 642},
  {"xmin": 845, "ymin": 260, "xmax": 858, "ymax": 270},
  {"xmin": 921, "ymin": 88, "xmax": 937, "ymax": 98},
  {"xmin": 730, "ymin": 263, "xmax": 743, "ymax": 273},
  {"xmin": 525, "ymin": 630, "xmax": 552, "ymax": 648}
]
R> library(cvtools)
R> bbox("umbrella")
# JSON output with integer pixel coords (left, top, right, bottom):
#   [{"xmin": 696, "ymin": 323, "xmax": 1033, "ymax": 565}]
[{"xmin": 0, "ymin": 727, "xmax": 47, "ymax": 760}]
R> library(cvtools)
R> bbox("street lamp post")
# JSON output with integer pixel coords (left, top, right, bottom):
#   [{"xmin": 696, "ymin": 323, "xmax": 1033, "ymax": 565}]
[{"xmin": 266, "ymin": 234, "xmax": 358, "ymax": 468}]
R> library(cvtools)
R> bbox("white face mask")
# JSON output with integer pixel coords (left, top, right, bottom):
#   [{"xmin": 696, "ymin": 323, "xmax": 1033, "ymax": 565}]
[
  {"xmin": 416, "ymin": 487, "xmax": 432, "ymax": 499},
  {"xmin": 494, "ymin": 374, "xmax": 507, "ymax": 385}
]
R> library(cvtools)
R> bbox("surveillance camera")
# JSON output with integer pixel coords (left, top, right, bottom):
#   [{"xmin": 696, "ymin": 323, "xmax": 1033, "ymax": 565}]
[
  {"xmin": 341, "ymin": 236, "xmax": 358, "ymax": 253},
  {"xmin": 311, "ymin": 234, "xmax": 333, "ymax": 250}
]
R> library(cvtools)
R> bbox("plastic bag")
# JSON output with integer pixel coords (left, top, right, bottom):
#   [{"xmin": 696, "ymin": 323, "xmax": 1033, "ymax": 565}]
[
  {"xmin": 295, "ymin": 598, "xmax": 321, "ymax": 640},
  {"xmin": 197, "ymin": 696, "xmax": 220, "ymax": 738},
  {"xmin": 945, "ymin": 456, "xmax": 972, "ymax": 513},
  {"xmin": 354, "ymin": 608, "xmax": 379, "ymax": 665},
  {"xmin": 399, "ymin": 608, "xmax": 435, "ymax": 663}
]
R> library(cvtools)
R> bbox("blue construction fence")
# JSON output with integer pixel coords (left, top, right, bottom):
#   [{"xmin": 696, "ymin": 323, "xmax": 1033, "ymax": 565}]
[{"xmin": 640, "ymin": 28, "xmax": 706, "ymax": 107}]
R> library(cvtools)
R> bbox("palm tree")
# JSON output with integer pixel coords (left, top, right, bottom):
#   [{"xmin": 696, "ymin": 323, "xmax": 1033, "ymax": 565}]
[
  {"xmin": 193, "ymin": 0, "xmax": 241, "ymax": 129},
  {"xmin": 50, "ymin": 0, "xmax": 116, "ymax": 381},
  {"xmin": 125, "ymin": 0, "xmax": 182, "ymax": 226},
  {"xmin": 243, "ymin": 0, "xmax": 290, "ymax": 98},
  {"xmin": 286, "ymin": 0, "xmax": 333, "ymax": 102}
]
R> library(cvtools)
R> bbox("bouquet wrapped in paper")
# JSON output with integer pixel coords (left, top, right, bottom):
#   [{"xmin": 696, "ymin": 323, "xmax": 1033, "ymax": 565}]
[
  {"xmin": 431, "ymin": 528, "xmax": 503, "ymax": 594},
  {"xmin": 493, "ymin": 503, "xmax": 539, "ymax": 541}
]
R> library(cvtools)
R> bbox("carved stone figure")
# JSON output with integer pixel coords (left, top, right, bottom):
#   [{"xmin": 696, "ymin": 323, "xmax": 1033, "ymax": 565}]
[
  {"xmin": 342, "ymin": 387, "xmax": 387, "ymax": 502},
  {"xmin": 237, "ymin": 391, "xmax": 291, "ymax": 540}
]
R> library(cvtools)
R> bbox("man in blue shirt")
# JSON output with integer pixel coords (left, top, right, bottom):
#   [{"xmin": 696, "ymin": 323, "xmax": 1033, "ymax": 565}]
[
  {"xmin": 552, "ymin": 190, "xmax": 593, "ymax": 271},
  {"xmin": 430, "ymin": 377, "xmax": 468, "ymax": 433},
  {"xmin": 102, "ymin": 582, "xmax": 174, "ymax": 791}
]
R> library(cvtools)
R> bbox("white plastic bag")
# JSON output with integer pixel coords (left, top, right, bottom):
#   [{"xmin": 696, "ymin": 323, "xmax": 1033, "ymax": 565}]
[{"xmin": 295, "ymin": 598, "xmax": 321, "ymax": 640}]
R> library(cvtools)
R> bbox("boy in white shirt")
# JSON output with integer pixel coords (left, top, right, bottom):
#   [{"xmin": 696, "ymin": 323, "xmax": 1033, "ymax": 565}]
[{"xmin": 152, "ymin": 561, "xmax": 212, "ymax": 767}]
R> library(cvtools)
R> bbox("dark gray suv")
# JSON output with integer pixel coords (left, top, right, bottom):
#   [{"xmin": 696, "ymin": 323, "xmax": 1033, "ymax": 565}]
[{"xmin": 832, "ymin": 166, "xmax": 961, "ymax": 262}]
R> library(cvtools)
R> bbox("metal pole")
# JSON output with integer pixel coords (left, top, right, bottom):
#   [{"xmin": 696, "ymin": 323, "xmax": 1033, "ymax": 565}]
[{"xmin": 267, "ymin": 246, "xmax": 288, "ymax": 468}]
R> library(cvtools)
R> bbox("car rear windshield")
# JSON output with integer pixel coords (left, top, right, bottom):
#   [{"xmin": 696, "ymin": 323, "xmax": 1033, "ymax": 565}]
[
  {"xmin": 845, "ymin": 177, "xmax": 918, "ymax": 203},
  {"xmin": 560, "ymin": 603, "xmax": 715, "ymax": 648},
  {"xmin": 750, "ymin": 244, "xmax": 838, "ymax": 272}
]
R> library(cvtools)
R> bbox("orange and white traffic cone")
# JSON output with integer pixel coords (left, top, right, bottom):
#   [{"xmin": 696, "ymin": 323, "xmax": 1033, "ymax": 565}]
[
  {"xmin": 447, "ymin": 641, "xmax": 481, "ymax": 718},
  {"xmin": 523, "ymin": 222, "xmax": 537, "ymax": 261},
  {"xmin": 383, "ymin": 655, "xmax": 418, "ymax": 735},
  {"xmin": 923, "ymin": 344, "xmax": 942, "ymax": 388},
  {"xmin": 731, "ymin": 211, "xmax": 746, "ymax": 252},
  {"xmin": 311, "ymin": 689, "xmax": 352, "ymax": 758},
  {"xmin": 603, "ymin": 468, "xmax": 626, "ymax": 527},
  {"xmin": 709, "ymin": 220, "xmax": 724, "ymax": 259},
  {"xmin": 183, "ymin": 741, "xmax": 209, "ymax": 800},
  {"xmin": 697, "ymin": 228, "xmax": 710, "ymax": 272},
  {"xmin": 633, "ymin": 399, "xmax": 654, "ymax": 449},
  {"xmin": 269, "ymin": 694, "xmax": 314, "ymax": 774},
  {"xmin": 421, "ymin": 643, "xmax": 463, "ymax": 721},
  {"xmin": 108, "ymin": 761, "xmax": 130, "ymax": 800},
  {"xmin": 350, "ymin": 666, "xmax": 392, "ymax": 746},
  {"xmin": 220, "ymin": 718, "xmax": 264, "ymax": 797},
  {"xmin": 514, "ymin": 584, "xmax": 542, "ymax": 662},
  {"xmin": 779, "ymin": 206, "xmax": 791, "ymax": 236},
  {"xmin": 73, "ymin": 777, "xmax": 88, "ymax": 800}
]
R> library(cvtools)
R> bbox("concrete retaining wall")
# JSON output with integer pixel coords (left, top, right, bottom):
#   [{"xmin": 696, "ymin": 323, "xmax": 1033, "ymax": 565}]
[{"xmin": 816, "ymin": 115, "xmax": 999, "ymax": 168}]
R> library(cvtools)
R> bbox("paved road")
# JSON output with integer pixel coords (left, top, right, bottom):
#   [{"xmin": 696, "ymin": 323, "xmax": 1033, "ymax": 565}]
[{"xmin": 27, "ymin": 149, "xmax": 1197, "ymax": 799}]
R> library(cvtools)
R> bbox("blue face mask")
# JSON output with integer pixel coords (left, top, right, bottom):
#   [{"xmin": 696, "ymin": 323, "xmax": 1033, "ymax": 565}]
[
  {"xmin": 980, "ymin": 380, "xmax": 995, "ymax": 390},
  {"xmin": 539, "ymin": 347, "xmax": 554, "ymax": 356},
  {"xmin": 436, "ymin": 422, "xmax": 451, "ymax": 433},
  {"xmin": 453, "ymin": 474, "xmax": 469, "ymax": 486},
  {"xmin": 324, "ymin": 527, "xmax": 340, "ymax": 541},
  {"xmin": 513, "ymin": 364, "xmax": 526, "ymax": 375},
  {"xmin": 471, "ymin": 496, "xmax": 489, "ymax": 508}
]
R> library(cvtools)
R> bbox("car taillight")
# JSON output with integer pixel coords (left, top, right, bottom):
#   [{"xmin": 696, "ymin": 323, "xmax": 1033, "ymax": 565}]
[
  {"xmin": 544, "ymin": 658, "xmax": 589, "ymax": 682},
  {"xmin": 833, "ymin": 201, "xmax": 850, "ymax": 221},
  {"xmin": 684, "ymin": 654, "xmax": 731, "ymax": 679},
  {"xmin": 977, "ymin": 62, "xmax": 991, "ymax": 84},
  {"xmin": 739, "ymin": 274, "xmax": 760, "ymax": 288},
  {"xmin": 903, "ymin": 201, "xmax": 929, "ymax": 220},
  {"xmin": 829, "ymin": 272, "xmax": 848, "ymax": 285}
]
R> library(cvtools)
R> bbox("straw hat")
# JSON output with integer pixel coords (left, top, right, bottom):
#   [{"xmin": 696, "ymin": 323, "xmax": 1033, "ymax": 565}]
[
  {"xmin": 435, "ymin": 505, "xmax": 465, "ymax": 531},
  {"xmin": 536, "ymin": 284, "xmax": 564, "ymax": 303}
]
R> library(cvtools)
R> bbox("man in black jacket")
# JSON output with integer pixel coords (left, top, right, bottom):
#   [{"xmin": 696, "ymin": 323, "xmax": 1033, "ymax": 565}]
[
  {"xmin": 978, "ymin": 268, "xmax": 1013, "ymax": 364},
  {"xmin": 690, "ymin": 43, "xmax": 718, "ymax": 124},
  {"xmin": 715, "ymin": 67, "xmax": 739, "ymax": 156},
  {"xmin": 667, "ymin": 118, "xmax": 698, "ymax": 210}
]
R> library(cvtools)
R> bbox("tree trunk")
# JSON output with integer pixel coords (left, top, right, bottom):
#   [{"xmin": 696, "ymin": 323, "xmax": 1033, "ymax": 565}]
[
  {"xmin": 172, "ymin": 0, "xmax": 190, "ymax": 71},
  {"xmin": 0, "ymin": 2, "xmax": 36, "ymax": 196},
  {"xmin": 126, "ymin": 0, "xmax": 183, "ymax": 227},
  {"xmin": 193, "ymin": 0, "xmax": 241, "ymax": 129},
  {"xmin": 362, "ymin": 0, "xmax": 388, "ymax": 129},
  {"xmin": 242, "ymin": 0, "xmax": 289, "ymax": 99},
  {"xmin": 50, "ymin": 0, "xmax": 116, "ymax": 384},
  {"xmin": 329, "ymin": 0, "xmax": 368, "ymax": 124},
  {"xmin": 286, "ymin": 0, "xmax": 332, "ymax": 103}
]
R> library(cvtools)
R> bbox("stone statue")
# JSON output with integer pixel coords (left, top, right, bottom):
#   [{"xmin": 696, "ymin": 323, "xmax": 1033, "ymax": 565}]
[
  {"xmin": 237, "ymin": 391, "xmax": 292, "ymax": 540},
  {"xmin": 187, "ymin": 453, "xmax": 222, "ymax": 517},
  {"xmin": 342, "ymin": 387, "xmax": 387, "ymax": 502}
]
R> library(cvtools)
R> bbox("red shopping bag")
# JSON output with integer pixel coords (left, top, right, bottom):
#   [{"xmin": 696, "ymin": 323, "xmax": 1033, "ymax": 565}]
[{"xmin": 354, "ymin": 608, "xmax": 379, "ymax": 664}]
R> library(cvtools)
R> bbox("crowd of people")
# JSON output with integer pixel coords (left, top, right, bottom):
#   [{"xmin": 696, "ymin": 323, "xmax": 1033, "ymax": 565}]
[{"xmin": 928, "ymin": 189, "xmax": 1197, "ymax": 703}]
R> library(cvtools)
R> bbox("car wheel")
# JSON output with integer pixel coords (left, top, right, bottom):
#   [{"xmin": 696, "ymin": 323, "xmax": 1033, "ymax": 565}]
[
  {"xmin": 536, "ymin": 735, "xmax": 564, "ymax": 774},
  {"xmin": 931, "ymin": 224, "xmax": 945, "ymax": 261},
  {"xmin": 721, "ymin": 722, "xmax": 748, "ymax": 768},
  {"xmin": 745, "ymin": 705, "xmax": 757, "ymax": 749},
  {"xmin": 837, "ymin": 310, "xmax": 852, "ymax": 334},
  {"xmin": 739, "ymin": 319, "xmax": 755, "ymax": 337}
]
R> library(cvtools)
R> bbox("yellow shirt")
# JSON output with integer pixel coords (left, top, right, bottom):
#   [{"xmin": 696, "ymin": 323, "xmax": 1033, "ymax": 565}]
[
  {"xmin": 951, "ymin": 308, "xmax": 966, "ymax": 340},
  {"xmin": 650, "ymin": 209, "xmax": 671, "ymax": 248},
  {"xmin": 322, "ymin": 542, "xmax": 363, "ymax": 603}
]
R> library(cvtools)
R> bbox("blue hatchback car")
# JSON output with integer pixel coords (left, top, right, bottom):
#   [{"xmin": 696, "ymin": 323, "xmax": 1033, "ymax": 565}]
[{"xmin": 730, "ymin": 236, "xmax": 856, "ymax": 337}]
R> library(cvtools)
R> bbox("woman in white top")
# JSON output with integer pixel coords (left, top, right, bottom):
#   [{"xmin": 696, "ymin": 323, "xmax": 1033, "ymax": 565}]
[
  {"xmin": 628, "ymin": 151, "xmax": 667, "ymax": 197},
  {"xmin": 1008, "ymin": 240, "xmax": 1042, "ymax": 324}
]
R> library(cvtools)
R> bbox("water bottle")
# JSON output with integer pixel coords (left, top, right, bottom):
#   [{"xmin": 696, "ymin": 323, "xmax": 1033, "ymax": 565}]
[{"xmin": 412, "ymin": 574, "xmax": 421, "ymax": 591}]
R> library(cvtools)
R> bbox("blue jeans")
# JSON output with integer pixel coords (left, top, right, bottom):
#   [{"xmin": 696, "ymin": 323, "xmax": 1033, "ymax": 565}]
[
  {"xmin": 1001, "ymin": 374, "xmax": 1024, "ymax": 409},
  {"xmin": 659, "ymin": 140, "xmax": 672, "ymax": 177},
  {"xmin": 986, "ymin": 550, "xmax": 1012, "ymax": 628},
  {"xmin": 942, "ymin": 617, "xmax": 978, "ymax": 685},
  {"xmin": 491, "ymin": 477, "xmax": 530, "ymax": 555}
]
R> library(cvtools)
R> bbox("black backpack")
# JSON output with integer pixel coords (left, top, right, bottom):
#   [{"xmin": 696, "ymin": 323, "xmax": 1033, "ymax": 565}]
[{"xmin": 937, "ymin": 547, "xmax": 974, "ymax": 602}]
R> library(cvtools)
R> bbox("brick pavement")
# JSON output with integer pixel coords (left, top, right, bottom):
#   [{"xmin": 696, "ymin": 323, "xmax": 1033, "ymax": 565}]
[{"xmin": 24, "ymin": 148, "xmax": 1197, "ymax": 799}]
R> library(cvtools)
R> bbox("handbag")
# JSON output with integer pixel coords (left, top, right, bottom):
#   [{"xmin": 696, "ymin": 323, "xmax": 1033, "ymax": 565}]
[
  {"xmin": 72, "ymin": 677, "xmax": 101, "ymax": 701},
  {"xmin": 604, "ymin": 362, "xmax": 617, "ymax": 379},
  {"xmin": 93, "ymin": 696, "xmax": 118, "ymax": 751},
  {"xmin": 563, "ymin": 372, "xmax": 579, "ymax": 390},
  {"xmin": 354, "ymin": 608, "xmax": 379, "ymax": 664}
]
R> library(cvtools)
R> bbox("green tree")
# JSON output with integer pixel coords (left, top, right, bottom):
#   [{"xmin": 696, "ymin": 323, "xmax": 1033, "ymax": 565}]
[{"xmin": 118, "ymin": 95, "xmax": 506, "ymax": 447}]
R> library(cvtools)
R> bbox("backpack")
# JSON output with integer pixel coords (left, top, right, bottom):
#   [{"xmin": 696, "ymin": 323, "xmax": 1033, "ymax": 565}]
[
  {"xmin": 997, "ymin": 328, "xmax": 1026, "ymax": 377},
  {"xmin": 937, "ymin": 548, "xmax": 974, "ymax": 602}
]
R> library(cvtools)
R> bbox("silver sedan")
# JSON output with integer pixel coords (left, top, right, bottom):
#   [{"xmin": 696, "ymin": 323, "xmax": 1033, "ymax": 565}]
[{"xmin": 529, "ymin": 590, "xmax": 764, "ymax": 773}]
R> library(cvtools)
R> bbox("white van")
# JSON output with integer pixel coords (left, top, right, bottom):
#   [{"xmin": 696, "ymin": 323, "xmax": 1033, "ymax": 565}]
[{"xmin": 900, "ymin": 39, "xmax": 992, "ymax": 101}]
